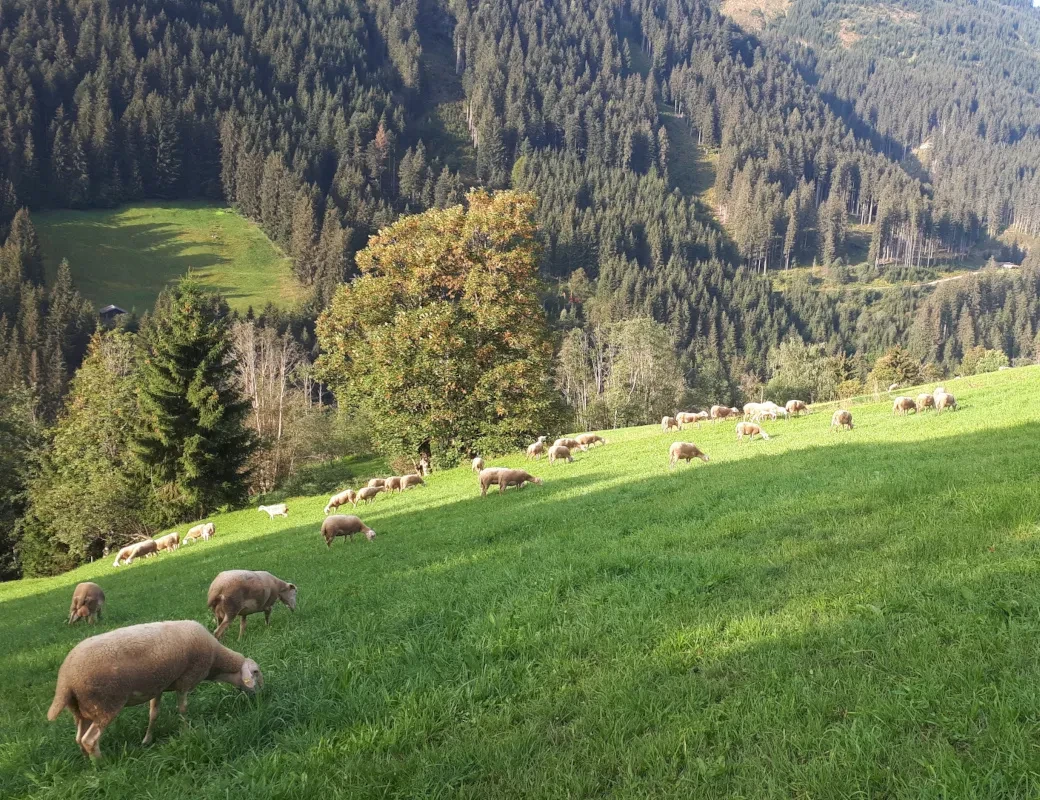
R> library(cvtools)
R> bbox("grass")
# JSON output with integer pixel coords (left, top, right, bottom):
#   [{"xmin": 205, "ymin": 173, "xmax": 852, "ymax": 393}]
[
  {"xmin": 2, "ymin": 367, "xmax": 1040, "ymax": 798},
  {"xmin": 35, "ymin": 202, "xmax": 307, "ymax": 313}
]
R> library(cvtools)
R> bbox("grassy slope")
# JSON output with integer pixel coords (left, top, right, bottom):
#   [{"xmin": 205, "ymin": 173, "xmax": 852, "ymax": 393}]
[
  {"xmin": 3, "ymin": 368, "xmax": 1040, "ymax": 798},
  {"xmin": 35, "ymin": 202, "xmax": 307, "ymax": 313}
]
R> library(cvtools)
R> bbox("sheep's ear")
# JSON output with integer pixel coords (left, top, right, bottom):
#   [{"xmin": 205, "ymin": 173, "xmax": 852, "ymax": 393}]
[{"xmin": 288, "ymin": 583, "xmax": 296, "ymax": 591}]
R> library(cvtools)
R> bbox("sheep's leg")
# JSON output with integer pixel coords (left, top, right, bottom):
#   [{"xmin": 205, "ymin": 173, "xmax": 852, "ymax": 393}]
[
  {"xmin": 81, "ymin": 709, "xmax": 117, "ymax": 760},
  {"xmin": 73, "ymin": 711, "xmax": 89, "ymax": 751},
  {"xmin": 142, "ymin": 696, "xmax": 162, "ymax": 745},
  {"xmin": 264, "ymin": 609, "xmax": 272, "ymax": 626},
  {"xmin": 213, "ymin": 616, "xmax": 231, "ymax": 640},
  {"xmin": 177, "ymin": 691, "xmax": 189, "ymax": 715},
  {"xmin": 238, "ymin": 616, "xmax": 247, "ymax": 639}
]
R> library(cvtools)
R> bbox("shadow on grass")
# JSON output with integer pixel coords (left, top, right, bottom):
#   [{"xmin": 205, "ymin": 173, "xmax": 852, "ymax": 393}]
[{"xmin": 3, "ymin": 423, "xmax": 1040, "ymax": 794}]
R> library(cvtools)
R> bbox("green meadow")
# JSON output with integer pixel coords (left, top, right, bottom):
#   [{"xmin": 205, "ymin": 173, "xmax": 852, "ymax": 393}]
[
  {"xmin": 35, "ymin": 202, "xmax": 306, "ymax": 313},
  {"xmin": 1, "ymin": 367, "xmax": 1039, "ymax": 798}
]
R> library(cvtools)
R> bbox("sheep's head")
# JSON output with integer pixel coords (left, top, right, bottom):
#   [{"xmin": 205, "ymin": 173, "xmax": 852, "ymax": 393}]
[
  {"xmin": 699, "ymin": 453, "xmax": 710, "ymax": 463},
  {"xmin": 530, "ymin": 477, "xmax": 543, "ymax": 485},
  {"xmin": 280, "ymin": 584, "xmax": 298, "ymax": 611},
  {"xmin": 238, "ymin": 659, "xmax": 264, "ymax": 694},
  {"xmin": 365, "ymin": 528, "xmax": 376, "ymax": 541}
]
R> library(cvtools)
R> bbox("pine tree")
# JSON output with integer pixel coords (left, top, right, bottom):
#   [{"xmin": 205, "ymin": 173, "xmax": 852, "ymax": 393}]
[
  {"xmin": 5, "ymin": 210, "xmax": 45, "ymax": 286},
  {"xmin": 133, "ymin": 279, "xmax": 255, "ymax": 522}
]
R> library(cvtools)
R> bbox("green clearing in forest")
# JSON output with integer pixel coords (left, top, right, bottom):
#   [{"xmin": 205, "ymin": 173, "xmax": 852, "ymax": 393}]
[{"xmin": 2, "ymin": 368, "xmax": 1040, "ymax": 798}]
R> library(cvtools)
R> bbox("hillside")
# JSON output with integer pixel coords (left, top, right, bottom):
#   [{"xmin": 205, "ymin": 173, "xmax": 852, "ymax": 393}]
[
  {"xmin": 3, "ymin": 367, "xmax": 1039, "ymax": 797},
  {"xmin": 35, "ymin": 203, "xmax": 306, "ymax": 313}
]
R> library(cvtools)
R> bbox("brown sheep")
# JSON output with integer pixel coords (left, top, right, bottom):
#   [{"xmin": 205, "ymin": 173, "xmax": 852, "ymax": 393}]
[
  {"xmin": 575, "ymin": 433, "xmax": 607, "ymax": 447},
  {"xmin": 400, "ymin": 474, "xmax": 425, "ymax": 490},
  {"xmin": 916, "ymin": 393, "xmax": 936, "ymax": 411},
  {"xmin": 47, "ymin": 620, "xmax": 261, "ymax": 758},
  {"xmin": 935, "ymin": 391, "xmax": 958, "ymax": 413},
  {"xmin": 710, "ymin": 405, "xmax": 740, "ymax": 422},
  {"xmin": 367, "ymin": 478, "xmax": 386, "ymax": 489},
  {"xmin": 112, "ymin": 539, "xmax": 158, "ymax": 567},
  {"xmin": 183, "ymin": 522, "xmax": 215, "ymax": 545},
  {"xmin": 320, "ymin": 514, "xmax": 376, "ymax": 546},
  {"xmin": 526, "ymin": 440, "xmax": 546, "ymax": 459},
  {"xmin": 207, "ymin": 570, "xmax": 297, "ymax": 640},
  {"xmin": 831, "ymin": 409, "xmax": 854, "ymax": 431},
  {"xmin": 669, "ymin": 442, "xmax": 710, "ymax": 467},
  {"xmin": 736, "ymin": 421, "xmax": 770, "ymax": 441},
  {"xmin": 471, "ymin": 457, "xmax": 485, "ymax": 473},
  {"xmin": 384, "ymin": 476, "xmax": 403, "ymax": 493},
  {"xmin": 154, "ymin": 532, "xmax": 180, "ymax": 553},
  {"xmin": 661, "ymin": 416, "xmax": 680, "ymax": 432},
  {"xmin": 477, "ymin": 467, "xmax": 505, "ymax": 495},
  {"xmin": 324, "ymin": 489, "xmax": 357, "ymax": 515},
  {"xmin": 68, "ymin": 583, "xmax": 105, "ymax": 625},
  {"xmin": 553, "ymin": 437, "xmax": 587, "ymax": 451},
  {"xmin": 785, "ymin": 399, "xmax": 809, "ymax": 416},
  {"xmin": 480, "ymin": 468, "xmax": 541, "ymax": 496},
  {"xmin": 548, "ymin": 444, "xmax": 573, "ymax": 465},
  {"xmin": 892, "ymin": 396, "xmax": 917, "ymax": 415},
  {"xmin": 355, "ymin": 486, "xmax": 383, "ymax": 506},
  {"xmin": 676, "ymin": 411, "xmax": 709, "ymax": 428}
]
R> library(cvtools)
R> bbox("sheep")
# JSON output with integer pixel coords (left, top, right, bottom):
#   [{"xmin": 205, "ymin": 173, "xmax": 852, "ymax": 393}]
[
  {"xmin": 355, "ymin": 486, "xmax": 383, "ymax": 505},
  {"xmin": 917, "ymin": 393, "xmax": 936, "ymax": 411},
  {"xmin": 935, "ymin": 391, "xmax": 958, "ymax": 413},
  {"xmin": 367, "ymin": 478, "xmax": 386, "ymax": 489},
  {"xmin": 742, "ymin": 402, "xmax": 761, "ymax": 420},
  {"xmin": 526, "ymin": 440, "xmax": 546, "ymax": 459},
  {"xmin": 384, "ymin": 476, "xmax": 403, "ymax": 493},
  {"xmin": 207, "ymin": 570, "xmax": 297, "ymax": 640},
  {"xmin": 736, "ymin": 421, "xmax": 770, "ymax": 441},
  {"xmin": 320, "ymin": 514, "xmax": 376, "ymax": 546},
  {"xmin": 575, "ymin": 432, "xmax": 607, "ymax": 447},
  {"xmin": 548, "ymin": 444, "xmax": 573, "ymax": 465},
  {"xmin": 661, "ymin": 416, "xmax": 680, "ymax": 432},
  {"xmin": 934, "ymin": 386, "xmax": 946, "ymax": 395},
  {"xmin": 676, "ymin": 411, "xmax": 708, "ymax": 428},
  {"xmin": 112, "ymin": 539, "xmax": 158, "ymax": 567},
  {"xmin": 480, "ymin": 468, "xmax": 541, "ymax": 496},
  {"xmin": 892, "ymin": 396, "xmax": 917, "ymax": 415},
  {"xmin": 553, "ymin": 437, "xmax": 587, "ymax": 451},
  {"xmin": 324, "ymin": 489, "xmax": 357, "ymax": 515},
  {"xmin": 471, "ymin": 456, "xmax": 485, "ymax": 473},
  {"xmin": 184, "ymin": 522, "xmax": 215, "ymax": 544},
  {"xmin": 257, "ymin": 503, "xmax": 288, "ymax": 520},
  {"xmin": 888, "ymin": 383, "xmax": 901, "ymax": 392},
  {"xmin": 786, "ymin": 399, "xmax": 809, "ymax": 416},
  {"xmin": 669, "ymin": 442, "xmax": 710, "ymax": 467},
  {"xmin": 47, "ymin": 620, "xmax": 262, "ymax": 759},
  {"xmin": 400, "ymin": 474, "xmax": 425, "ymax": 490},
  {"xmin": 710, "ymin": 405, "xmax": 740, "ymax": 421},
  {"xmin": 154, "ymin": 532, "xmax": 180, "ymax": 553},
  {"xmin": 831, "ymin": 409, "xmax": 854, "ymax": 431},
  {"xmin": 68, "ymin": 583, "xmax": 105, "ymax": 625}
]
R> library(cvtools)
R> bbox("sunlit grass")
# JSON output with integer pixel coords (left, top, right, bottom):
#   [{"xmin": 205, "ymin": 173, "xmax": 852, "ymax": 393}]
[{"xmin": 2, "ymin": 367, "xmax": 1039, "ymax": 798}]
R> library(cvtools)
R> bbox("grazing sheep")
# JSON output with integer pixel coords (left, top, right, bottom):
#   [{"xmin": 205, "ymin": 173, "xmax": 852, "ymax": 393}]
[
  {"xmin": 154, "ymin": 532, "xmax": 180, "ymax": 553},
  {"xmin": 786, "ymin": 399, "xmax": 809, "ymax": 416},
  {"xmin": 933, "ymin": 386, "xmax": 946, "ymax": 395},
  {"xmin": 576, "ymin": 433, "xmax": 607, "ymax": 447},
  {"xmin": 320, "ymin": 514, "xmax": 376, "ymax": 546},
  {"xmin": 888, "ymin": 383, "xmax": 901, "ymax": 392},
  {"xmin": 661, "ymin": 416, "xmax": 680, "ymax": 432},
  {"xmin": 112, "ymin": 539, "xmax": 158, "ymax": 567},
  {"xmin": 892, "ymin": 396, "xmax": 917, "ymax": 415},
  {"xmin": 548, "ymin": 444, "xmax": 573, "ymax": 465},
  {"xmin": 356, "ymin": 486, "xmax": 383, "ymax": 505},
  {"xmin": 471, "ymin": 457, "xmax": 485, "ymax": 473},
  {"xmin": 526, "ymin": 440, "xmax": 546, "ymax": 459},
  {"xmin": 553, "ymin": 437, "xmax": 587, "ymax": 451},
  {"xmin": 257, "ymin": 503, "xmax": 288, "ymax": 519},
  {"xmin": 400, "ymin": 474, "xmax": 425, "ymax": 490},
  {"xmin": 367, "ymin": 478, "xmax": 386, "ymax": 489},
  {"xmin": 917, "ymin": 393, "xmax": 936, "ymax": 411},
  {"xmin": 207, "ymin": 571, "xmax": 297, "ymax": 640},
  {"xmin": 324, "ymin": 489, "xmax": 357, "ymax": 515},
  {"xmin": 47, "ymin": 620, "xmax": 262, "ymax": 759},
  {"xmin": 710, "ymin": 405, "xmax": 740, "ymax": 421},
  {"xmin": 669, "ymin": 442, "xmax": 710, "ymax": 467},
  {"xmin": 736, "ymin": 421, "xmax": 770, "ymax": 441},
  {"xmin": 384, "ymin": 476, "xmax": 403, "ymax": 493},
  {"xmin": 184, "ymin": 522, "xmax": 215, "ymax": 544},
  {"xmin": 676, "ymin": 411, "xmax": 708, "ymax": 428},
  {"xmin": 935, "ymin": 391, "xmax": 958, "ymax": 413},
  {"xmin": 742, "ymin": 402, "xmax": 761, "ymax": 420},
  {"xmin": 68, "ymin": 583, "xmax": 105, "ymax": 625},
  {"xmin": 831, "ymin": 409, "xmax": 854, "ymax": 431},
  {"xmin": 481, "ymin": 468, "xmax": 541, "ymax": 496}
]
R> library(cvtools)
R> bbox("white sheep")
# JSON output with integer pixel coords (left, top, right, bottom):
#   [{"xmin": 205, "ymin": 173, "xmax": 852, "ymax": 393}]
[
  {"xmin": 736, "ymin": 421, "xmax": 770, "ymax": 441},
  {"xmin": 548, "ymin": 444, "xmax": 573, "ymax": 465},
  {"xmin": 207, "ymin": 570, "xmax": 297, "ymax": 640},
  {"xmin": 258, "ymin": 503, "xmax": 288, "ymax": 519},
  {"xmin": 400, "ymin": 473, "xmax": 425, "ymax": 490},
  {"xmin": 471, "ymin": 456, "xmax": 485, "ymax": 472},
  {"xmin": 183, "ymin": 522, "xmax": 215, "ymax": 544},
  {"xmin": 669, "ymin": 441, "xmax": 710, "ymax": 467},
  {"xmin": 324, "ymin": 489, "xmax": 357, "ymax": 515},
  {"xmin": 831, "ymin": 409, "xmax": 854, "ymax": 431},
  {"xmin": 112, "ymin": 539, "xmax": 158, "ymax": 567},
  {"xmin": 321, "ymin": 514, "xmax": 376, "ymax": 546},
  {"xmin": 153, "ymin": 532, "xmax": 180, "ymax": 552}
]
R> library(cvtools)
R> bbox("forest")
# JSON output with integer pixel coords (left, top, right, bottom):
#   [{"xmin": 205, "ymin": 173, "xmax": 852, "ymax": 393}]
[{"xmin": 1, "ymin": 0, "xmax": 1039, "ymax": 575}]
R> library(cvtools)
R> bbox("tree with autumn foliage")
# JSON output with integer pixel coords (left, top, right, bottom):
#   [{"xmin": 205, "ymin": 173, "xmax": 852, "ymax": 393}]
[{"xmin": 316, "ymin": 190, "xmax": 565, "ymax": 465}]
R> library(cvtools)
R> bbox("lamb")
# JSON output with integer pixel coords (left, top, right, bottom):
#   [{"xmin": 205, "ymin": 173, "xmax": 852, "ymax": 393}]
[
  {"xmin": 47, "ymin": 620, "xmax": 262, "ymax": 759},
  {"xmin": 480, "ymin": 467, "xmax": 541, "ymax": 496},
  {"xmin": 400, "ymin": 473, "xmax": 425, "ymax": 490},
  {"xmin": 736, "ymin": 421, "xmax": 770, "ymax": 441},
  {"xmin": 831, "ymin": 409, "xmax": 854, "ymax": 431},
  {"xmin": 320, "ymin": 514, "xmax": 376, "ymax": 546},
  {"xmin": 553, "ymin": 437, "xmax": 587, "ymax": 451},
  {"xmin": 669, "ymin": 442, "xmax": 710, "ymax": 467},
  {"xmin": 471, "ymin": 456, "xmax": 485, "ymax": 473},
  {"xmin": 384, "ymin": 476, "xmax": 403, "ymax": 493},
  {"xmin": 67, "ymin": 583, "xmax": 105, "ymax": 625},
  {"xmin": 526, "ymin": 440, "xmax": 546, "ymax": 459},
  {"xmin": 892, "ymin": 396, "xmax": 917, "ymax": 415},
  {"xmin": 916, "ymin": 392, "xmax": 936, "ymax": 411},
  {"xmin": 575, "ymin": 433, "xmax": 607, "ymax": 447},
  {"xmin": 154, "ymin": 532, "xmax": 180, "ymax": 553},
  {"xmin": 548, "ymin": 444, "xmax": 573, "ymax": 465},
  {"xmin": 112, "ymin": 539, "xmax": 158, "ymax": 567},
  {"xmin": 786, "ymin": 399, "xmax": 809, "ymax": 416},
  {"xmin": 324, "ymin": 489, "xmax": 357, "ymax": 515},
  {"xmin": 367, "ymin": 478, "xmax": 386, "ymax": 489},
  {"xmin": 257, "ymin": 503, "xmax": 288, "ymax": 519},
  {"xmin": 935, "ymin": 391, "xmax": 958, "ymax": 413},
  {"xmin": 661, "ymin": 416, "xmax": 680, "ymax": 432},
  {"xmin": 207, "ymin": 570, "xmax": 297, "ymax": 640},
  {"xmin": 356, "ymin": 486, "xmax": 383, "ymax": 505},
  {"xmin": 183, "ymin": 522, "xmax": 215, "ymax": 544},
  {"xmin": 710, "ymin": 405, "xmax": 740, "ymax": 421}
]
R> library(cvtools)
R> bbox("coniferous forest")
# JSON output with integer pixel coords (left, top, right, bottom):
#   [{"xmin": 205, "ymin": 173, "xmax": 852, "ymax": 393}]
[{"xmin": 1, "ymin": 0, "xmax": 1040, "ymax": 574}]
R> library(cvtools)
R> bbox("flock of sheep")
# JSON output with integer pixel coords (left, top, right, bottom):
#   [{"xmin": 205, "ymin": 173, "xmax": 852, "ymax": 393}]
[{"xmin": 48, "ymin": 384, "xmax": 961, "ymax": 759}]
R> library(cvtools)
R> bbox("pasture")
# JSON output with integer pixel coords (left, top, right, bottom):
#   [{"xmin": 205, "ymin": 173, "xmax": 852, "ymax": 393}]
[
  {"xmin": 35, "ymin": 202, "xmax": 306, "ymax": 313},
  {"xmin": 2, "ymin": 367, "xmax": 1039, "ymax": 798}
]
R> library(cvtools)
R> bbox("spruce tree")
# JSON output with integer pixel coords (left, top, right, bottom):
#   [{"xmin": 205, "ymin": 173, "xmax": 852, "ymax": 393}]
[{"xmin": 134, "ymin": 279, "xmax": 254, "ymax": 523}]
